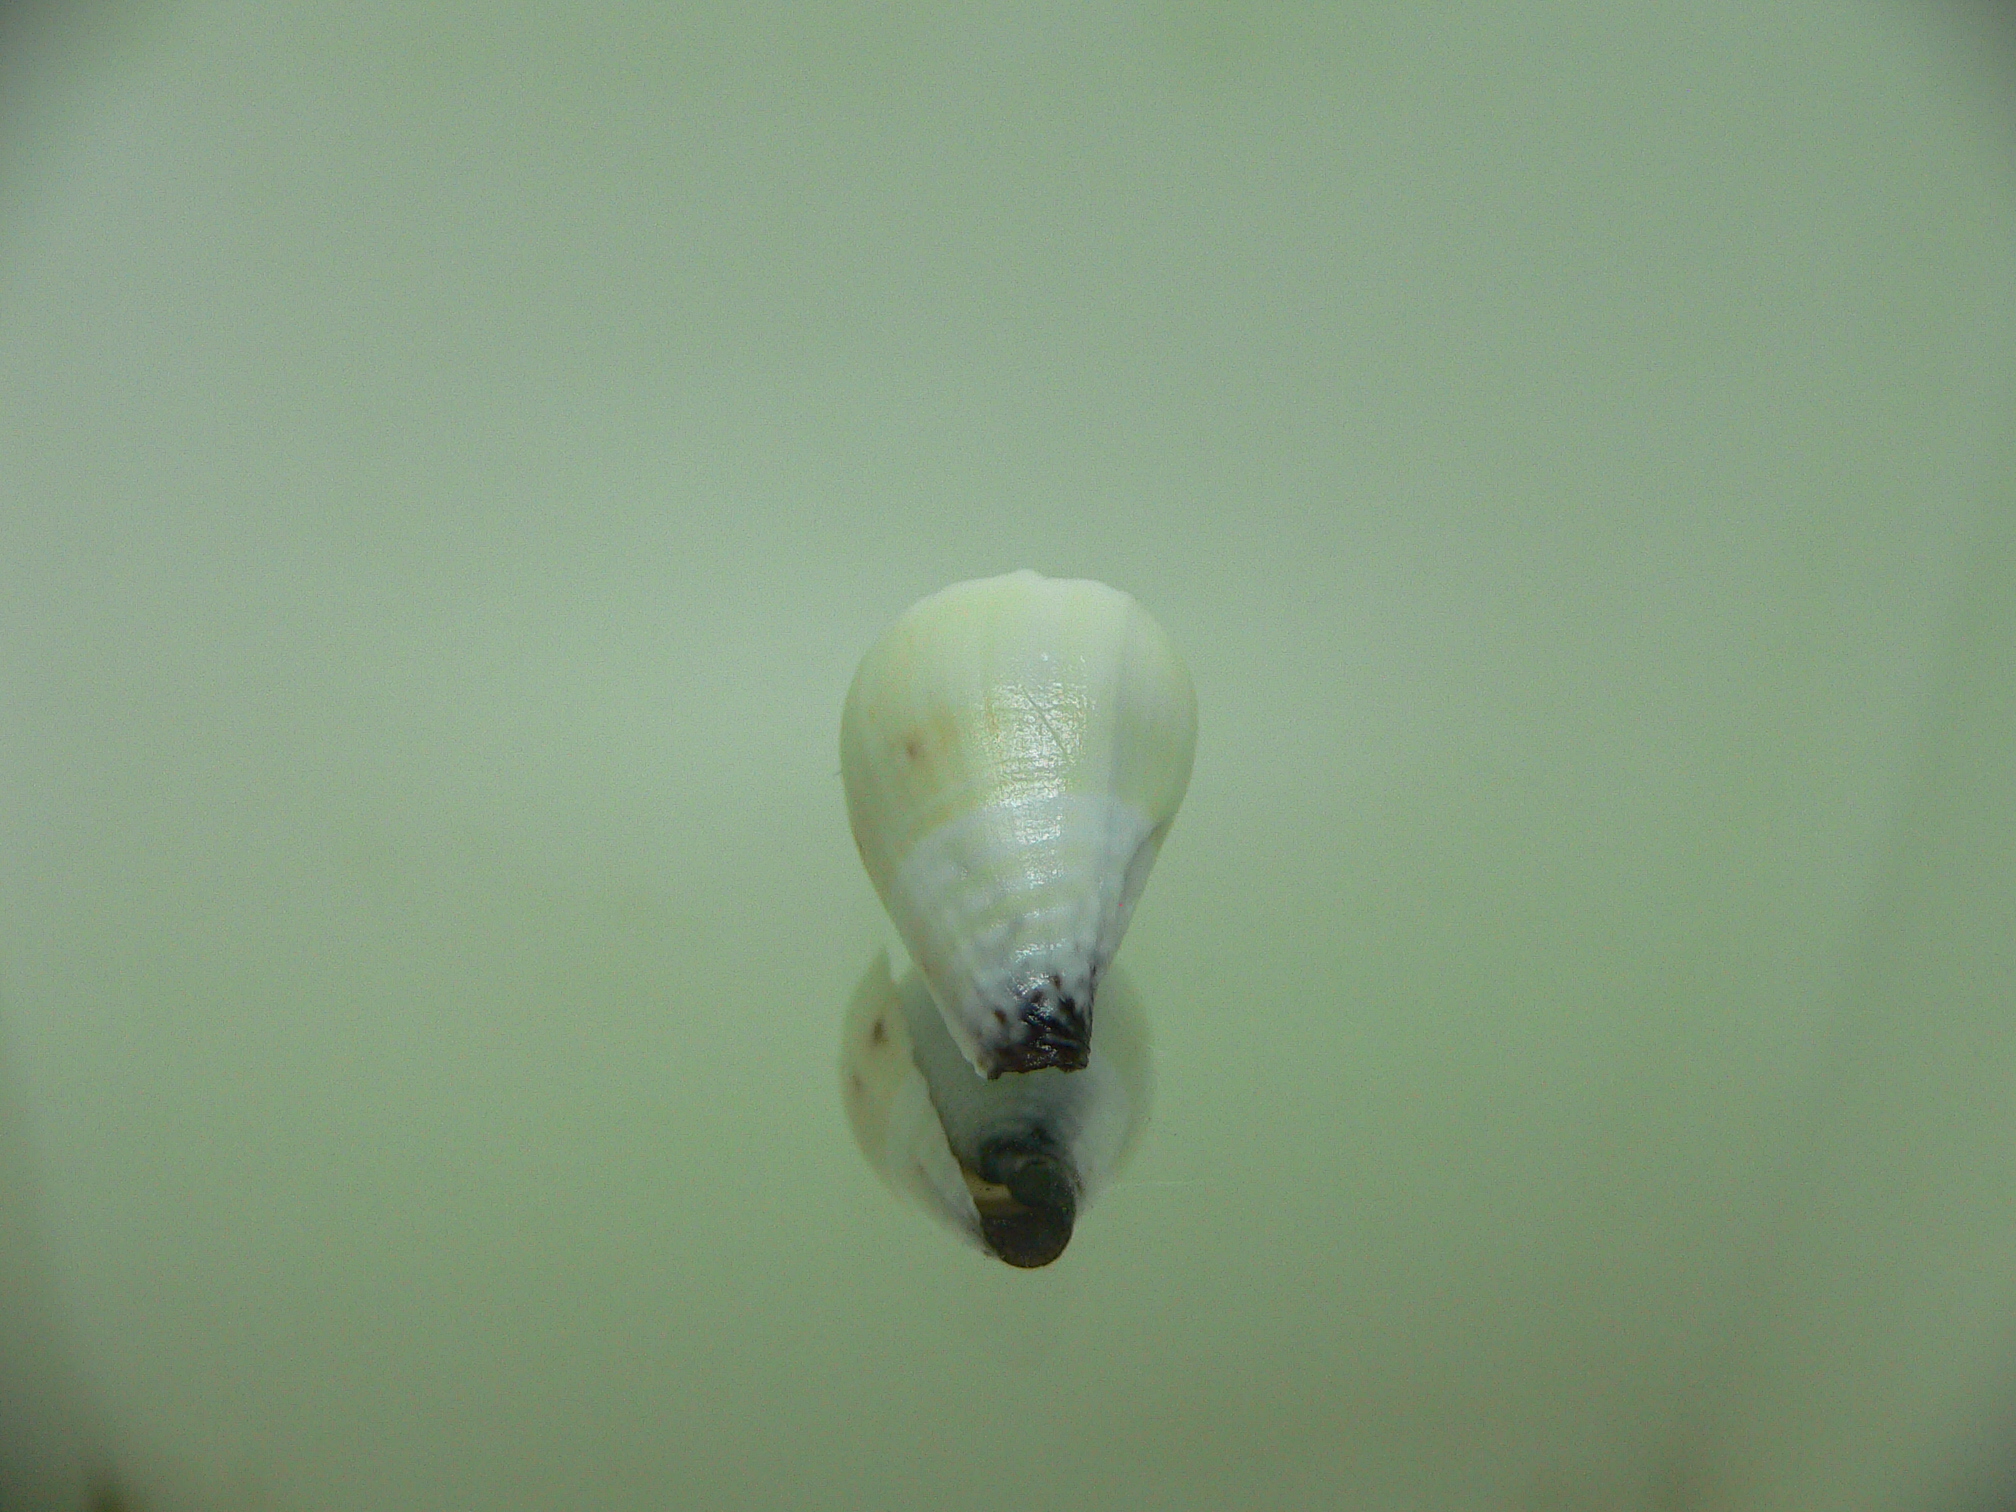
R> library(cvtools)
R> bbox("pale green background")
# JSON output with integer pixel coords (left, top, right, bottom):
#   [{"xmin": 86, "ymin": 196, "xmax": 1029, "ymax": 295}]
[{"xmin": 3, "ymin": 3, "xmax": 2016, "ymax": 1509}]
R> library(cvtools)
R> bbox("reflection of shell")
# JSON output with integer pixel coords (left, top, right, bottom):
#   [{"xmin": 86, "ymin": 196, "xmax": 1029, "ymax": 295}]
[
  {"xmin": 840, "ymin": 571, "xmax": 1195, "ymax": 1079},
  {"xmin": 840, "ymin": 952, "xmax": 1152, "ymax": 1268}
]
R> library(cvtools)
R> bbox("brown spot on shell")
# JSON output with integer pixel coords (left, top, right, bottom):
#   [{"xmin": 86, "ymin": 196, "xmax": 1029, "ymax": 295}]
[
  {"xmin": 869, "ymin": 1017, "xmax": 888, "ymax": 1046},
  {"xmin": 901, "ymin": 709, "xmax": 965, "ymax": 767}
]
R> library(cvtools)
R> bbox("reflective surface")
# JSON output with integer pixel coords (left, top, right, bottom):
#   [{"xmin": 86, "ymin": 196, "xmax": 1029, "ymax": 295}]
[
  {"xmin": 3, "ymin": 3, "xmax": 2015, "ymax": 1509},
  {"xmin": 839, "ymin": 954, "xmax": 1152, "ymax": 1268},
  {"xmin": 840, "ymin": 572, "xmax": 1195, "ymax": 1077}
]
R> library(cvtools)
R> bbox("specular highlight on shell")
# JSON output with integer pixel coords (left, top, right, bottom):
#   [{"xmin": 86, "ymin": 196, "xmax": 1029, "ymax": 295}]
[{"xmin": 840, "ymin": 570, "xmax": 1195, "ymax": 1079}]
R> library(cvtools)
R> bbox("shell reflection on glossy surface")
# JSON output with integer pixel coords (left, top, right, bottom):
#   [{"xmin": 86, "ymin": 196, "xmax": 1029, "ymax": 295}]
[
  {"xmin": 840, "ymin": 571, "xmax": 1196, "ymax": 1079},
  {"xmin": 840, "ymin": 952, "xmax": 1152, "ymax": 1267}
]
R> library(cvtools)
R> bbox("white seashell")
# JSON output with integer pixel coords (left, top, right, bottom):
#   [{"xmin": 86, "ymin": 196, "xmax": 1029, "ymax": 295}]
[
  {"xmin": 839, "ymin": 951, "xmax": 1153, "ymax": 1267},
  {"xmin": 840, "ymin": 570, "xmax": 1196, "ymax": 1079}
]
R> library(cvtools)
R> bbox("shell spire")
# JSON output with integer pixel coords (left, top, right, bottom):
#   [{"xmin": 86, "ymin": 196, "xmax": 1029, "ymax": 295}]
[{"xmin": 841, "ymin": 570, "xmax": 1196, "ymax": 1078}]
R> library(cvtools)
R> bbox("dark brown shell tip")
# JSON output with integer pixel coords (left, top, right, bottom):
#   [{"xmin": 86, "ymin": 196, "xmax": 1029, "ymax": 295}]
[
  {"xmin": 989, "ymin": 1035, "xmax": 1090, "ymax": 1077},
  {"xmin": 985, "ymin": 992, "xmax": 1093, "ymax": 1076},
  {"xmin": 973, "ymin": 1136, "xmax": 1078, "ymax": 1268},
  {"xmin": 981, "ymin": 1207, "xmax": 1074, "ymax": 1268}
]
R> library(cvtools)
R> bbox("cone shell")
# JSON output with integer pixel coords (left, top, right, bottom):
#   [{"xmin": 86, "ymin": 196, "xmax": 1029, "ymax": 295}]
[
  {"xmin": 839, "ymin": 952, "xmax": 1153, "ymax": 1268},
  {"xmin": 841, "ymin": 571, "xmax": 1196, "ymax": 1078}
]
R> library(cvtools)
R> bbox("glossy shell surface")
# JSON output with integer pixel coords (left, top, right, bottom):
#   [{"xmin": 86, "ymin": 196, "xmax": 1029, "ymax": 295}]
[{"xmin": 840, "ymin": 571, "xmax": 1195, "ymax": 1078}]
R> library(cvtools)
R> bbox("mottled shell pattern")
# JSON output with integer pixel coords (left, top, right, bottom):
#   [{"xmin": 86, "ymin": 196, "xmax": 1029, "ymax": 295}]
[
  {"xmin": 840, "ymin": 952, "xmax": 1153, "ymax": 1267},
  {"xmin": 840, "ymin": 570, "xmax": 1196, "ymax": 1079}
]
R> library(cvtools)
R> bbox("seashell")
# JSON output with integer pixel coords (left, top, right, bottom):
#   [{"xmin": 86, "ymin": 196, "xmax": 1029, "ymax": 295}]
[
  {"xmin": 840, "ymin": 570, "xmax": 1196, "ymax": 1078},
  {"xmin": 839, "ymin": 951, "xmax": 1153, "ymax": 1267}
]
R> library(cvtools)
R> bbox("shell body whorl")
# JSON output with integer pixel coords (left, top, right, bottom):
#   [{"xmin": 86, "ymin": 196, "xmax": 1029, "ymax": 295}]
[{"xmin": 841, "ymin": 571, "xmax": 1195, "ymax": 1078}]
